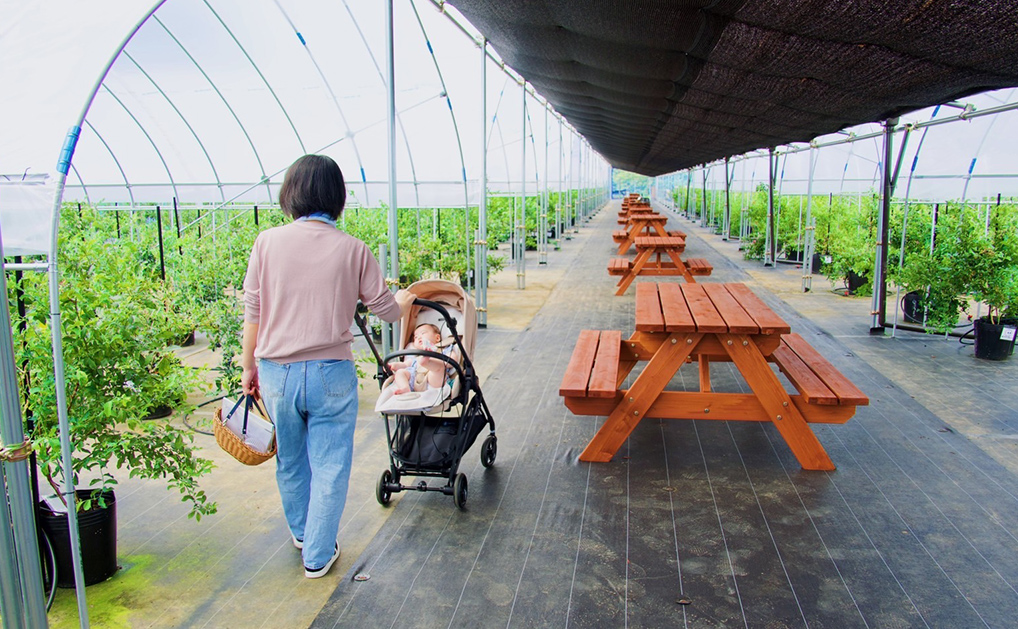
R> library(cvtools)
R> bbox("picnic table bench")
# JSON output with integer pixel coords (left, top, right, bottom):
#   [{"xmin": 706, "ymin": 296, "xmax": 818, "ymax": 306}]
[
  {"xmin": 608, "ymin": 236, "xmax": 712, "ymax": 294},
  {"xmin": 613, "ymin": 213, "xmax": 686, "ymax": 254},
  {"xmin": 558, "ymin": 282, "xmax": 868, "ymax": 470}
]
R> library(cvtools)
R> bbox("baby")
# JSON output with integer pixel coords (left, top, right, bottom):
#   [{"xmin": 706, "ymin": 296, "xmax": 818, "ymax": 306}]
[{"xmin": 390, "ymin": 323, "xmax": 459, "ymax": 395}]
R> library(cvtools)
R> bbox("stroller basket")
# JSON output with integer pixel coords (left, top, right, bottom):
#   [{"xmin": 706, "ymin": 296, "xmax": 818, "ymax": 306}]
[{"xmin": 391, "ymin": 400, "xmax": 489, "ymax": 471}]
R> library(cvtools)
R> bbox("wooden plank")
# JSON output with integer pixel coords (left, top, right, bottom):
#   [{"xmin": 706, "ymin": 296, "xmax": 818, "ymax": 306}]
[
  {"xmin": 580, "ymin": 333, "xmax": 702, "ymax": 462},
  {"xmin": 565, "ymin": 392, "xmax": 857, "ymax": 424},
  {"xmin": 681, "ymin": 284, "xmax": 728, "ymax": 333},
  {"xmin": 770, "ymin": 343, "xmax": 838, "ymax": 405},
  {"xmin": 635, "ymin": 284, "xmax": 665, "ymax": 332},
  {"xmin": 720, "ymin": 333, "xmax": 835, "ymax": 470},
  {"xmin": 724, "ymin": 283, "xmax": 790, "ymax": 334},
  {"xmin": 781, "ymin": 333, "xmax": 870, "ymax": 405},
  {"xmin": 703, "ymin": 283, "xmax": 758, "ymax": 334},
  {"xmin": 588, "ymin": 331, "xmax": 621, "ymax": 398},
  {"xmin": 686, "ymin": 258, "xmax": 713, "ymax": 275},
  {"xmin": 658, "ymin": 283, "xmax": 696, "ymax": 332},
  {"xmin": 558, "ymin": 330, "xmax": 599, "ymax": 397},
  {"xmin": 698, "ymin": 355, "xmax": 711, "ymax": 392},
  {"xmin": 635, "ymin": 236, "xmax": 685, "ymax": 251}
]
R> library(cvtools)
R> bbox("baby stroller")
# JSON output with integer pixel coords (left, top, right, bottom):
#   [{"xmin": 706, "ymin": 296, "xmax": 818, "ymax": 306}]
[{"xmin": 355, "ymin": 279, "xmax": 496, "ymax": 509}]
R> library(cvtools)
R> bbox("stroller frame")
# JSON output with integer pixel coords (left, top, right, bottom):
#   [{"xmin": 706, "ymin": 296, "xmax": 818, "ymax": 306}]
[{"xmin": 355, "ymin": 296, "xmax": 496, "ymax": 509}]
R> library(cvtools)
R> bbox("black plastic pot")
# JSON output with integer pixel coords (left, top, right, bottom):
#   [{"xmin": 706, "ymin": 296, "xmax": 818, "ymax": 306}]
[
  {"xmin": 973, "ymin": 317, "xmax": 1017, "ymax": 361},
  {"xmin": 901, "ymin": 291, "xmax": 923, "ymax": 324},
  {"xmin": 39, "ymin": 489, "xmax": 118, "ymax": 587},
  {"xmin": 846, "ymin": 271, "xmax": 869, "ymax": 294}
]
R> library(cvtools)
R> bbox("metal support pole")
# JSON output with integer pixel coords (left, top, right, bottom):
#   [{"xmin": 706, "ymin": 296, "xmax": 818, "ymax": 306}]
[
  {"xmin": 384, "ymin": 0, "xmax": 399, "ymax": 347},
  {"xmin": 802, "ymin": 146, "xmax": 817, "ymax": 292},
  {"xmin": 870, "ymin": 118, "xmax": 898, "ymax": 334},
  {"xmin": 765, "ymin": 148, "xmax": 777, "ymax": 266},
  {"xmin": 684, "ymin": 169, "xmax": 692, "ymax": 217},
  {"xmin": 700, "ymin": 168, "xmax": 708, "ymax": 227},
  {"xmin": 540, "ymin": 104, "xmax": 548, "ymax": 264},
  {"xmin": 723, "ymin": 157, "xmax": 731, "ymax": 239},
  {"xmin": 556, "ymin": 119, "xmax": 563, "ymax": 246},
  {"xmin": 0, "ymin": 226, "xmax": 48, "ymax": 628},
  {"xmin": 477, "ymin": 38, "xmax": 488, "ymax": 326},
  {"xmin": 518, "ymin": 82, "xmax": 526, "ymax": 289}
]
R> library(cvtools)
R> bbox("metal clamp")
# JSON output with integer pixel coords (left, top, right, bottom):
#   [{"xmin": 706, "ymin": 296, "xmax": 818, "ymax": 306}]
[{"xmin": 0, "ymin": 439, "xmax": 32, "ymax": 463}]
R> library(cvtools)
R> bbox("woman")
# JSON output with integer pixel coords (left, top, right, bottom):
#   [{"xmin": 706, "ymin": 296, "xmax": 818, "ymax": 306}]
[{"xmin": 241, "ymin": 154, "xmax": 411, "ymax": 578}]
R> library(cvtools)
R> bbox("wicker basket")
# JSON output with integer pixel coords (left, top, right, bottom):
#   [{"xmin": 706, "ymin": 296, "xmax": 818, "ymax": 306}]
[{"xmin": 214, "ymin": 398, "xmax": 276, "ymax": 466}]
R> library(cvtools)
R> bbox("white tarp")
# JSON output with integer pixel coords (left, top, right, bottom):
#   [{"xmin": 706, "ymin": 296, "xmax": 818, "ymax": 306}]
[{"xmin": 0, "ymin": 176, "xmax": 55, "ymax": 256}]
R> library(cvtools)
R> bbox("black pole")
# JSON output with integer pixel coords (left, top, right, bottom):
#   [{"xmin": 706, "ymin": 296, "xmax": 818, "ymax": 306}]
[
  {"xmin": 254, "ymin": 205, "xmax": 259, "ymax": 226},
  {"xmin": 765, "ymin": 148, "xmax": 777, "ymax": 266},
  {"xmin": 684, "ymin": 170, "xmax": 692, "ymax": 217},
  {"xmin": 723, "ymin": 157, "xmax": 731, "ymax": 240},
  {"xmin": 155, "ymin": 205, "xmax": 166, "ymax": 281},
  {"xmin": 115, "ymin": 209, "xmax": 121, "ymax": 239},
  {"xmin": 173, "ymin": 197, "xmax": 182, "ymax": 257}
]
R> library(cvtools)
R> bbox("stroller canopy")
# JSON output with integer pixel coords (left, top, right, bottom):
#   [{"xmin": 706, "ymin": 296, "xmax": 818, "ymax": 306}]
[{"xmin": 398, "ymin": 279, "xmax": 477, "ymax": 358}]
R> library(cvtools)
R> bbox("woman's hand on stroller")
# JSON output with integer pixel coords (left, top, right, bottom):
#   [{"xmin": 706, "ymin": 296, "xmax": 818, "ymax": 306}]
[{"xmin": 394, "ymin": 289, "xmax": 415, "ymax": 318}]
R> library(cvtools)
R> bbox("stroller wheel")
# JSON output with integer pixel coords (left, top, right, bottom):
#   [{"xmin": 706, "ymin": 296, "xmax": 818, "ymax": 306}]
[
  {"xmin": 453, "ymin": 473, "xmax": 468, "ymax": 510},
  {"xmin": 376, "ymin": 469, "xmax": 393, "ymax": 506},
  {"xmin": 480, "ymin": 435, "xmax": 497, "ymax": 468}
]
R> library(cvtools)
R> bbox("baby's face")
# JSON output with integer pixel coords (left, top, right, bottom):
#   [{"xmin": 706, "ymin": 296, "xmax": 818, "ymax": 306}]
[{"xmin": 412, "ymin": 327, "xmax": 441, "ymax": 349}]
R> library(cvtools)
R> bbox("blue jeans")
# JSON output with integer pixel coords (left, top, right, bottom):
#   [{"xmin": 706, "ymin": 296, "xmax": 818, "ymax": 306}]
[{"xmin": 257, "ymin": 358, "xmax": 358, "ymax": 570}]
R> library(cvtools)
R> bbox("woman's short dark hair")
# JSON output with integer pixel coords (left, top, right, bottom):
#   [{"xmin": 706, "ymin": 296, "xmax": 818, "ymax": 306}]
[{"xmin": 278, "ymin": 154, "xmax": 347, "ymax": 220}]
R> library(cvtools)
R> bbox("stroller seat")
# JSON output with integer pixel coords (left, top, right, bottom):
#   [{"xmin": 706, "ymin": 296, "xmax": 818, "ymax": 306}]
[{"xmin": 373, "ymin": 304, "xmax": 464, "ymax": 415}]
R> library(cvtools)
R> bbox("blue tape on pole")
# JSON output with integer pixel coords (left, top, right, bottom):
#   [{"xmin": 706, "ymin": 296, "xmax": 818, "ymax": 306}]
[
  {"xmin": 969, "ymin": 158, "xmax": 977, "ymax": 174},
  {"xmin": 297, "ymin": 32, "xmax": 306, "ymax": 46},
  {"xmin": 427, "ymin": 41, "xmax": 433, "ymax": 54},
  {"xmin": 57, "ymin": 126, "xmax": 81, "ymax": 175},
  {"xmin": 462, "ymin": 167, "xmax": 467, "ymax": 182},
  {"xmin": 911, "ymin": 155, "xmax": 919, "ymax": 172},
  {"xmin": 447, "ymin": 98, "xmax": 453, "ymax": 112},
  {"xmin": 360, "ymin": 167, "xmax": 366, "ymax": 182}
]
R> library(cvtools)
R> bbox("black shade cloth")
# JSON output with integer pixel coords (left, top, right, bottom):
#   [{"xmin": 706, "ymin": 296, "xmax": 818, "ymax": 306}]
[{"xmin": 450, "ymin": 0, "xmax": 1018, "ymax": 175}]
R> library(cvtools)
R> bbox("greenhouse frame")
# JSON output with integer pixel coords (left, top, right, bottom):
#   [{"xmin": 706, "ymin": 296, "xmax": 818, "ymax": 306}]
[{"xmin": 2, "ymin": 1, "xmax": 1018, "ymax": 627}]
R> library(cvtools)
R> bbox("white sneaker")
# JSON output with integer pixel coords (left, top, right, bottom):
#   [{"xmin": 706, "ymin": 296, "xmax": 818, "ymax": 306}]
[
  {"xmin": 291, "ymin": 534, "xmax": 303, "ymax": 550},
  {"xmin": 304, "ymin": 544, "xmax": 340, "ymax": 579}
]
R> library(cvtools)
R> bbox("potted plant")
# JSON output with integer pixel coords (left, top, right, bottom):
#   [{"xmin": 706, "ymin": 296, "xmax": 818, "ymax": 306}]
[
  {"xmin": 11, "ymin": 205, "xmax": 216, "ymax": 585},
  {"xmin": 962, "ymin": 205, "xmax": 1018, "ymax": 360}
]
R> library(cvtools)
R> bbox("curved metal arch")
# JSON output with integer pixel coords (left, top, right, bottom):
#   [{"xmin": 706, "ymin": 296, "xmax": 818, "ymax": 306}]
[
  {"xmin": 201, "ymin": 0, "xmax": 307, "ymax": 157},
  {"xmin": 523, "ymin": 93, "xmax": 543, "ymax": 188},
  {"xmin": 958, "ymin": 90, "xmax": 1016, "ymax": 203},
  {"xmin": 122, "ymin": 51, "xmax": 226, "ymax": 204},
  {"xmin": 489, "ymin": 75, "xmax": 514, "ymax": 185},
  {"xmin": 409, "ymin": 0, "xmax": 471, "ymax": 275},
  {"xmin": 341, "ymin": 0, "xmax": 420, "ymax": 208},
  {"xmin": 67, "ymin": 163, "xmax": 92, "ymax": 208},
  {"xmin": 271, "ymin": 0, "xmax": 371, "ymax": 205},
  {"xmin": 152, "ymin": 15, "xmax": 273, "ymax": 201},
  {"xmin": 83, "ymin": 119, "xmax": 138, "ymax": 210},
  {"xmin": 99, "ymin": 84, "xmax": 179, "ymax": 202}
]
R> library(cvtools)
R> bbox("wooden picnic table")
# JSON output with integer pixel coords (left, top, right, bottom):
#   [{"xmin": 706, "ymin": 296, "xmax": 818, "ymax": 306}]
[
  {"xmin": 558, "ymin": 282, "xmax": 869, "ymax": 470},
  {"xmin": 614, "ymin": 213, "xmax": 669, "ymax": 252},
  {"xmin": 608, "ymin": 236, "xmax": 712, "ymax": 295}
]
